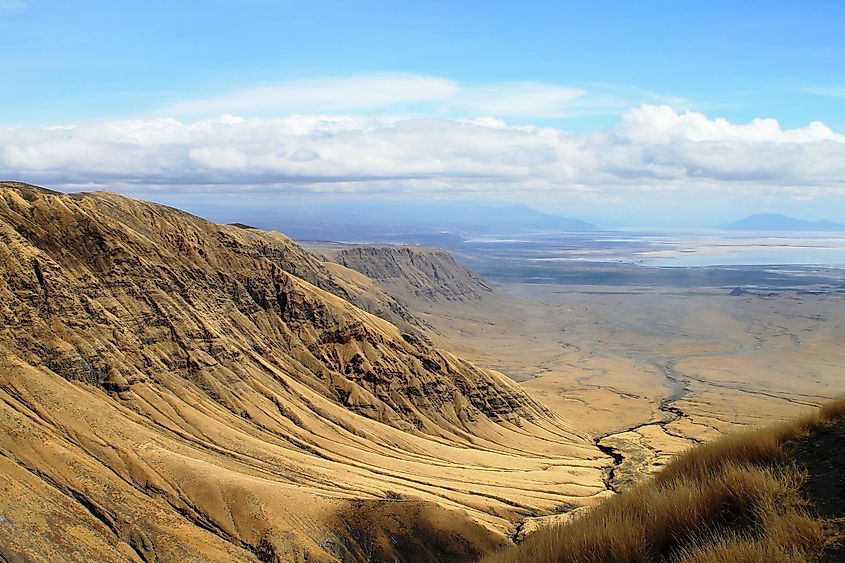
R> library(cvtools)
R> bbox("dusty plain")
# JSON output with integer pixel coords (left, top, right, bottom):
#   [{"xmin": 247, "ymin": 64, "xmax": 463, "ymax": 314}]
[{"xmin": 400, "ymin": 259, "xmax": 845, "ymax": 493}]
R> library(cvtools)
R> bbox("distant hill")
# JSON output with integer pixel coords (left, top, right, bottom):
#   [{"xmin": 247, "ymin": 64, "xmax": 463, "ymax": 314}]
[
  {"xmin": 720, "ymin": 213, "xmax": 845, "ymax": 231},
  {"xmin": 171, "ymin": 200, "xmax": 597, "ymax": 246},
  {"xmin": 442, "ymin": 203, "xmax": 597, "ymax": 234}
]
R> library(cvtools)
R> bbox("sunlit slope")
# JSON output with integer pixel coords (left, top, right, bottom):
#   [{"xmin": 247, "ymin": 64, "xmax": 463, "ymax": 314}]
[{"xmin": 0, "ymin": 183, "xmax": 606, "ymax": 562}]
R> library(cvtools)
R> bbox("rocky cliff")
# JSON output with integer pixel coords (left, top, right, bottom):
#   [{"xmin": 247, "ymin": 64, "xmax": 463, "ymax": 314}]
[
  {"xmin": 331, "ymin": 245, "xmax": 493, "ymax": 303},
  {"xmin": 0, "ymin": 182, "xmax": 605, "ymax": 562}
]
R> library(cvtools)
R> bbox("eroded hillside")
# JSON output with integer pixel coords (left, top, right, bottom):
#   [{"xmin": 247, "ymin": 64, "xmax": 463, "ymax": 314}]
[
  {"xmin": 0, "ymin": 183, "xmax": 608, "ymax": 562},
  {"xmin": 329, "ymin": 245, "xmax": 493, "ymax": 302}
]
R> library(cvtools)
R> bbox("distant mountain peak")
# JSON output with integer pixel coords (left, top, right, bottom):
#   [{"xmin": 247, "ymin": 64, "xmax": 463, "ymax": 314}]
[{"xmin": 719, "ymin": 213, "xmax": 844, "ymax": 231}]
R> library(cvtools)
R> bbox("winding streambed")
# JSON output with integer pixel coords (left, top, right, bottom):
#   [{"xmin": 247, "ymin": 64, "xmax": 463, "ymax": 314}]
[{"xmin": 593, "ymin": 360, "xmax": 696, "ymax": 492}]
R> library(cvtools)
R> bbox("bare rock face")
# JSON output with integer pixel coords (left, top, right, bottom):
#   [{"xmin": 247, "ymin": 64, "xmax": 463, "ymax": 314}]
[
  {"xmin": 0, "ymin": 183, "xmax": 597, "ymax": 562},
  {"xmin": 332, "ymin": 245, "xmax": 493, "ymax": 302}
]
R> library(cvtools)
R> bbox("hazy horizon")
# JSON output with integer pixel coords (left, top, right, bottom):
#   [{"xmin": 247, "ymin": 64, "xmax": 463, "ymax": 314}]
[{"xmin": 97, "ymin": 191, "xmax": 845, "ymax": 231}]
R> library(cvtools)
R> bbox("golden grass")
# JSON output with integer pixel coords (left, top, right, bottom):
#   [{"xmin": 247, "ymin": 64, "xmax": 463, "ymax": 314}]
[{"xmin": 482, "ymin": 398, "xmax": 845, "ymax": 563}]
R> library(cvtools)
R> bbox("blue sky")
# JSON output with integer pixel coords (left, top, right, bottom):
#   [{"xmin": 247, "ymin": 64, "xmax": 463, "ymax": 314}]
[
  {"xmin": 3, "ymin": 0, "xmax": 843, "ymax": 129},
  {"xmin": 1, "ymin": 0, "xmax": 844, "ymax": 224}
]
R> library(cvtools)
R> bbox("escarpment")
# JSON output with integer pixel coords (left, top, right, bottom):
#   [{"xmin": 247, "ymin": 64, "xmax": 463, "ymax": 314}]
[
  {"xmin": 0, "ymin": 182, "xmax": 606, "ymax": 562},
  {"xmin": 0, "ymin": 184, "xmax": 537, "ymax": 431},
  {"xmin": 331, "ymin": 245, "xmax": 493, "ymax": 302}
]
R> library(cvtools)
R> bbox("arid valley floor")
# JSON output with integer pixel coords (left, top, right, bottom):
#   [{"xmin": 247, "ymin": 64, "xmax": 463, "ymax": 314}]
[
  {"xmin": 417, "ymin": 283, "xmax": 844, "ymax": 489},
  {"xmin": 312, "ymin": 239, "xmax": 845, "ymax": 535}
]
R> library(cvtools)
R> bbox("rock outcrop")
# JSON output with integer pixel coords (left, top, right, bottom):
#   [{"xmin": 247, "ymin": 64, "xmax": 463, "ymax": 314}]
[{"xmin": 331, "ymin": 245, "xmax": 494, "ymax": 303}]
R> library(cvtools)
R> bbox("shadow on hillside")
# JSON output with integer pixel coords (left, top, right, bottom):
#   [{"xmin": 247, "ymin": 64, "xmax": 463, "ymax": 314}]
[
  {"xmin": 329, "ymin": 497, "xmax": 506, "ymax": 563},
  {"xmin": 793, "ymin": 423, "xmax": 845, "ymax": 562}
]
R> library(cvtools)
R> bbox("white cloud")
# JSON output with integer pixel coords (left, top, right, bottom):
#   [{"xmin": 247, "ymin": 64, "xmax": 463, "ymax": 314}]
[
  {"xmin": 449, "ymin": 82, "xmax": 585, "ymax": 118},
  {"xmin": 1, "ymin": 105, "xmax": 844, "ymax": 203},
  {"xmin": 188, "ymin": 146, "xmax": 249, "ymax": 170},
  {"xmin": 619, "ymin": 104, "xmax": 845, "ymax": 143},
  {"xmin": 148, "ymin": 73, "xmax": 649, "ymax": 121},
  {"xmin": 142, "ymin": 73, "xmax": 689, "ymax": 125},
  {"xmin": 142, "ymin": 73, "xmax": 689, "ymax": 122},
  {"xmin": 157, "ymin": 74, "xmax": 461, "ymax": 119}
]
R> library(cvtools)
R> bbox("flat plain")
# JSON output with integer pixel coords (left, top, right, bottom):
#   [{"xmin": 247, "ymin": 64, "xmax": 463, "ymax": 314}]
[{"xmin": 405, "ymin": 234, "xmax": 845, "ymax": 493}]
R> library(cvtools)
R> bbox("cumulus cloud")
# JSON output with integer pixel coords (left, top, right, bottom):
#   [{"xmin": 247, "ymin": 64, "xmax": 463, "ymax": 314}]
[
  {"xmin": 591, "ymin": 105, "xmax": 845, "ymax": 189},
  {"xmin": 1, "ymin": 105, "xmax": 843, "ymax": 202},
  {"xmin": 618, "ymin": 104, "xmax": 845, "ymax": 143}
]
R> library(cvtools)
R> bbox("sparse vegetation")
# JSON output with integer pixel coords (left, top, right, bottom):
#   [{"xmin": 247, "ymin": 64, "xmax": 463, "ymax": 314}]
[{"xmin": 483, "ymin": 399, "xmax": 845, "ymax": 563}]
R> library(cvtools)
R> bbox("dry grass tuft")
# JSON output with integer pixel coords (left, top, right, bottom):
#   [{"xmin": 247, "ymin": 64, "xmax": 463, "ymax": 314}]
[
  {"xmin": 482, "ymin": 398, "xmax": 845, "ymax": 563},
  {"xmin": 818, "ymin": 398, "xmax": 845, "ymax": 421}
]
